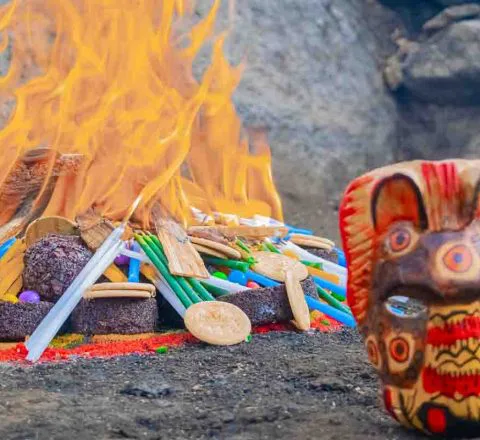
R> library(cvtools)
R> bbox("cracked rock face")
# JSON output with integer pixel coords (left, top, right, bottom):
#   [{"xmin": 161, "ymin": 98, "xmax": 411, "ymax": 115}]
[
  {"xmin": 385, "ymin": 5, "xmax": 480, "ymax": 105},
  {"xmin": 403, "ymin": 19, "xmax": 480, "ymax": 104}
]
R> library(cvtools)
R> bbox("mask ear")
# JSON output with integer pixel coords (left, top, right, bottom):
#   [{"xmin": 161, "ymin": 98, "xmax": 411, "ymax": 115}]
[{"xmin": 371, "ymin": 173, "xmax": 428, "ymax": 234}]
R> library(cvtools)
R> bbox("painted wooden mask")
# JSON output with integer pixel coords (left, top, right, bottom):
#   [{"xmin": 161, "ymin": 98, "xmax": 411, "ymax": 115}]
[{"xmin": 339, "ymin": 160, "xmax": 480, "ymax": 437}]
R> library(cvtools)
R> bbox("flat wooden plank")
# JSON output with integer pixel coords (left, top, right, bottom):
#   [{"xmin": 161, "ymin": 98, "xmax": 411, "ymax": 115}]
[{"xmin": 152, "ymin": 204, "xmax": 209, "ymax": 279}]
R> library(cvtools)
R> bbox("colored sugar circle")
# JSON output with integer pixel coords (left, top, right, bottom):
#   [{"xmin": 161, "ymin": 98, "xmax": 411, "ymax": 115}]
[
  {"xmin": 246, "ymin": 281, "xmax": 260, "ymax": 289},
  {"xmin": 114, "ymin": 254, "xmax": 130, "ymax": 266},
  {"xmin": 19, "ymin": 290, "xmax": 41, "ymax": 304},
  {"xmin": 228, "ymin": 270, "xmax": 247, "ymax": 286},
  {"xmin": 212, "ymin": 271, "xmax": 227, "ymax": 280}
]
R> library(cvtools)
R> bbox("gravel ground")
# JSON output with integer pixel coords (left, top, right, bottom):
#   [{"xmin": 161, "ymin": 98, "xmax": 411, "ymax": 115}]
[{"xmin": 0, "ymin": 329, "xmax": 426, "ymax": 440}]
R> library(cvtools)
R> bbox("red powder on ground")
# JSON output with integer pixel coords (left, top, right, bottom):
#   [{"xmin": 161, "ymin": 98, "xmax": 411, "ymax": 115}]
[{"xmin": 0, "ymin": 313, "xmax": 342, "ymax": 363}]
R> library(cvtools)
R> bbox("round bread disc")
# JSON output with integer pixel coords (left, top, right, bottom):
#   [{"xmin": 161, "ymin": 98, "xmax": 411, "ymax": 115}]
[
  {"xmin": 290, "ymin": 233, "xmax": 335, "ymax": 248},
  {"xmin": 285, "ymin": 270, "xmax": 310, "ymax": 331},
  {"xmin": 251, "ymin": 251, "xmax": 308, "ymax": 282},
  {"xmin": 184, "ymin": 301, "xmax": 252, "ymax": 346},
  {"xmin": 25, "ymin": 216, "xmax": 78, "ymax": 247},
  {"xmin": 189, "ymin": 236, "xmax": 242, "ymax": 260},
  {"xmin": 192, "ymin": 243, "xmax": 228, "ymax": 259}
]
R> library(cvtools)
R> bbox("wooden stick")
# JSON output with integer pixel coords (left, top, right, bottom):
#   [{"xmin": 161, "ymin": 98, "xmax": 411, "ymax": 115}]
[
  {"xmin": 192, "ymin": 243, "xmax": 228, "ymax": 259},
  {"xmin": 188, "ymin": 225, "xmax": 289, "ymax": 240},
  {"xmin": 189, "ymin": 236, "xmax": 241, "ymax": 259}
]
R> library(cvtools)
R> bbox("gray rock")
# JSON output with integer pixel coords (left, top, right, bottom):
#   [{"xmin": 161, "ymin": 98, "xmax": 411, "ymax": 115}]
[
  {"xmin": 120, "ymin": 383, "xmax": 174, "ymax": 399},
  {"xmin": 423, "ymin": 4, "xmax": 480, "ymax": 33},
  {"xmin": 401, "ymin": 20, "xmax": 480, "ymax": 104}
]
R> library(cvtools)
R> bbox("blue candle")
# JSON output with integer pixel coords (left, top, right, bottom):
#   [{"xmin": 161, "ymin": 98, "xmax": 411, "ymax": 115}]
[
  {"xmin": 0, "ymin": 237, "xmax": 16, "ymax": 260},
  {"xmin": 305, "ymin": 296, "xmax": 356, "ymax": 328},
  {"xmin": 128, "ymin": 241, "xmax": 141, "ymax": 282},
  {"xmin": 284, "ymin": 224, "xmax": 314, "ymax": 235},
  {"xmin": 244, "ymin": 270, "xmax": 279, "ymax": 287},
  {"xmin": 334, "ymin": 247, "xmax": 347, "ymax": 267}
]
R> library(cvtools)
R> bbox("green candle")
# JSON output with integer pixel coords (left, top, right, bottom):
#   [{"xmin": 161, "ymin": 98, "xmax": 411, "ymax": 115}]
[
  {"xmin": 203, "ymin": 257, "xmax": 250, "ymax": 272},
  {"xmin": 200, "ymin": 281, "xmax": 229, "ymax": 297},
  {"xmin": 134, "ymin": 235, "xmax": 192, "ymax": 308},
  {"xmin": 187, "ymin": 278, "xmax": 215, "ymax": 301},
  {"xmin": 144, "ymin": 234, "xmax": 204, "ymax": 304},
  {"xmin": 316, "ymin": 286, "xmax": 351, "ymax": 314}
]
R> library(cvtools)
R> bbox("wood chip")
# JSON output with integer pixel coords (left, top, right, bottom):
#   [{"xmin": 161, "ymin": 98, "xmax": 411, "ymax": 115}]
[
  {"xmin": 184, "ymin": 302, "xmax": 251, "ymax": 346},
  {"xmin": 189, "ymin": 236, "xmax": 241, "ymax": 259},
  {"xmin": 25, "ymin": 216, "xmax": 78, "ymax": 247},
  {"xmin": 76, "ymin": 210, "xmax": 115, "ymax": 250},
  {"xmin": 285, "ymin": 270, "xmax": 310, "ymax": 331},
  {"xmin": 251, "ymin": 251, "xmax": 308, "ymax": 282},
  {"xmin": 152, "ymin": 204, "xmax": 209, "ymax": 279}
]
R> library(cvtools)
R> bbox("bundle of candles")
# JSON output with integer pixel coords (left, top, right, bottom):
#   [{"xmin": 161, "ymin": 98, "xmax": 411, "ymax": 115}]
[{"xmin": 0, "ymin": 202, "xmax": 352, "ymax": 362}]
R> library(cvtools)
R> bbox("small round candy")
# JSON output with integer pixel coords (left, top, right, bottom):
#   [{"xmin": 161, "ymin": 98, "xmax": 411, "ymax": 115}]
[
  {"xmin": 19, "ymin": 290, "xmax": 41, "ymax": 304},
  {"xmin": 228, "ymin": 270, "xmax": 247, "ymax": 286},
  {"xmin": 213, "ymin": 271, "xmax": 228, "ymax": 280},
  {"xmin": 3, "ymin": 294, "xmax": 18, "ymax": 304},
  {"xmin": 114, "ymin": 254, "xmax": 130, "ymax": 266},
  {"xmin": 246, "ymin": 281, "xmax": 260, "ymax": 289}
]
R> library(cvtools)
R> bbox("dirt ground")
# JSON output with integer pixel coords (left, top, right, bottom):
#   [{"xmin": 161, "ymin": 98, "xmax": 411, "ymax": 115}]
[{"xmin": 0, "ymin": 329, "xmax": 432, "ymax": 440}]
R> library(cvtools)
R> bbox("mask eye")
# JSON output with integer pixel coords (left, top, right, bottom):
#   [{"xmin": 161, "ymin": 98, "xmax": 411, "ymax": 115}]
[
  {"xmin": 365, "ymin": 336, "xmax": 382, "ymax": 370},
  {"xmin": 389, "ymin": 337, "xmax": 410, "ymax": 363},
  {"xmin": 443, "ymin": 245, "xmax": 473, "ymax": 273},
  {"xmin": 389, "ymin": 228, "xmax": 411, "ymax": 253}
]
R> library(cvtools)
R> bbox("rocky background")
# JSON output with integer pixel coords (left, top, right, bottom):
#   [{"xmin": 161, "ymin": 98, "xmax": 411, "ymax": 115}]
[{"xmin": 207, "ymin": 0, "xmax": 480, "ymax": 240}]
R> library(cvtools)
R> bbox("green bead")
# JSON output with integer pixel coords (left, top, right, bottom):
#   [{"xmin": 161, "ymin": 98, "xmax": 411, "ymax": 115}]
[
  {"xmin": 156, "ymin": 346, "xmax": 168, "ymax": 354},
  {"xmin": 245, "ymin": 334, "xmax": 252, "ymax": 343},
  {"xmin": 213, "ymin": 271, "xmax": 227, "ymax": 280},
  {"xmin": 321, "ymin": 320, "xmax": 331, "ymax": 326}
]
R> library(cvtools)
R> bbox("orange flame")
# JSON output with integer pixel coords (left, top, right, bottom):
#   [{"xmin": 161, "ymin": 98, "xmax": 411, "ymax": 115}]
[{"xmin": 0, "ymin": 0, "xmax": 283, "ymax": 229}]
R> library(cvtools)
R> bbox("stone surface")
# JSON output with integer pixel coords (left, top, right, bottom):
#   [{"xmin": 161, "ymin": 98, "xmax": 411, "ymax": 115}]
[{"xmin": 401, "ymin": 20, "xmax": 480, "ymax": 104}]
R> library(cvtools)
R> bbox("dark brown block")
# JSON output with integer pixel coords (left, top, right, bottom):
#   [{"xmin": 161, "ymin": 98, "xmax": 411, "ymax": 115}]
[
  {"xmin": 71, "ymin": 298, "xmax": 158, "ymax": 335},
  {"xmin": 0, "ymin": 301, "xmax": 53, "ymax": 341},
  {"xmin": 218, "ymin": 277, "xmax": 319, "ymax": 326}
]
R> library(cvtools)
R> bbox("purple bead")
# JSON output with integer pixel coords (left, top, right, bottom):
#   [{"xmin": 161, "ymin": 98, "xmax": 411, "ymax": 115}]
[
  {"xmin": 114, "ymin": 254, "xmax": 130, "ymax": 266},
  {"xmin": 19, "ymin": 290, "xmax": 41, "ymax": 304}
]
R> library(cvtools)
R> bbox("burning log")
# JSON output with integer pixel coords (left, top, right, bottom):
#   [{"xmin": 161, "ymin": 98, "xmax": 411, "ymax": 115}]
[{"xmin": 0, "ymin": 149, "xmax": 83, "ymax": 243}]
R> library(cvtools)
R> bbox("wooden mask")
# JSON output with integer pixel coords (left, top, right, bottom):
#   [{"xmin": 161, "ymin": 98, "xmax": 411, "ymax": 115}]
[{"xmin": 339, "ymin": 160, "xmax": 480, "ymax": 437}]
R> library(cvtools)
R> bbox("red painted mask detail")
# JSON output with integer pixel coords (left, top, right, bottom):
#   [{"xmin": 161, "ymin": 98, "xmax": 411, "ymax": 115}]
[
  {"xmin": 423, "ymin": 367, "xmax": 480, "ymax": 398},
  {"xmin": 426, "ymin": 407, "xmax": 447, "ymax": 434},
  {"xmin": 426, "ymin": 316, "xmax": 480, "ymax": 346}
]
